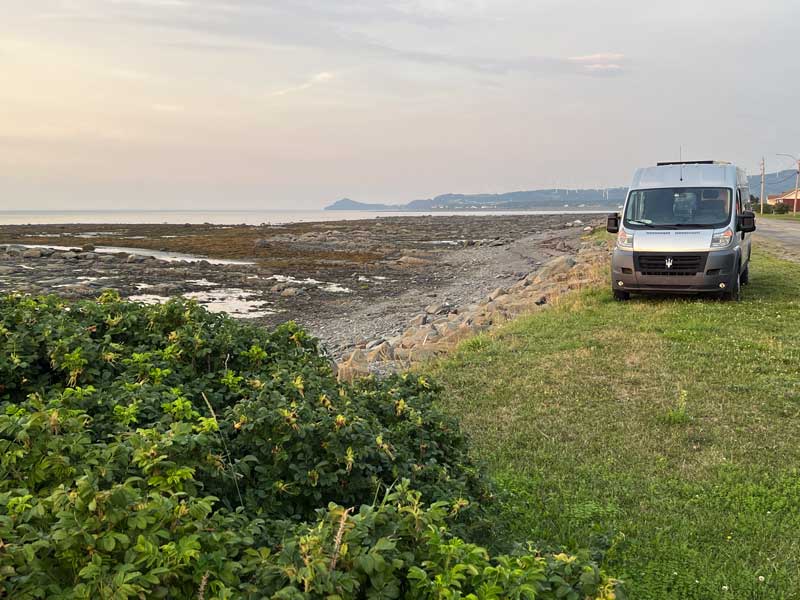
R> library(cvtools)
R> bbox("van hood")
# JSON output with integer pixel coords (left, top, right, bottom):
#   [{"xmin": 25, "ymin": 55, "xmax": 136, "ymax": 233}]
[{"xmin": 633, "ymin": 229, "xmax": 713, "ymax": 253}]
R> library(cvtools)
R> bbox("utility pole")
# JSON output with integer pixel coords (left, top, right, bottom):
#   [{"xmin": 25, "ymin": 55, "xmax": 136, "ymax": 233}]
[
  {"xmin": 760, "ymin": 157, "xmax": 766, "ymax": 214},
  {"xmin": 795, "ymin": 158, "xmax": 800, "ymax": 215}
]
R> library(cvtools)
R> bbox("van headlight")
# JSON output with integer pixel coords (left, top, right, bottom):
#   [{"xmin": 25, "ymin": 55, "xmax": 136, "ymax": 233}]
[
  {"xmin": 617, "ymin": 229, "xmax": 634, "ymax": 249},
  {"xmin": 710, "ymin": 227, "xmax": 733, "ymax": 248}
]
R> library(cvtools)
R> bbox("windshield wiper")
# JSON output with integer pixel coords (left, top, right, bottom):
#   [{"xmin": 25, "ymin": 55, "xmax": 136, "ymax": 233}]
[{"xmin": 627, "ymin": 220, "xmax": 679, "ymax": 229}]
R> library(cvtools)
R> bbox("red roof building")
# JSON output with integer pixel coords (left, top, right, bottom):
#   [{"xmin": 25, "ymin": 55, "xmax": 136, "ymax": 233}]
[{"xmin": 768, "ymin": 189, "xmax": 800, "ymax": 208}]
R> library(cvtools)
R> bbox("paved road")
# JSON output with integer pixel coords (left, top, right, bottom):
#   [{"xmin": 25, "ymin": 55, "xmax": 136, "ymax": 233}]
[{"xmin": 754, "ymin": 218, "xmax": 800, "ymax": 258}]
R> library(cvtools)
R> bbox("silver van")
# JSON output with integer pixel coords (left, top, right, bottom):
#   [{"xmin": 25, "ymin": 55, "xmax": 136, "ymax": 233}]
[{"xmin": 606, "ymin": 161, "xmax": 756, "ymax": 301}]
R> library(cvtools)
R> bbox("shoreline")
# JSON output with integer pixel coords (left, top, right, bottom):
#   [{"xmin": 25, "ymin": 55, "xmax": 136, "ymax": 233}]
[
  {"xmin": 0, "ymin": 213, "xmax": 604, "ymax": 361},
  {"xmin": 0, "ymin": 209, "xmax": 613, "ymax": 226}
]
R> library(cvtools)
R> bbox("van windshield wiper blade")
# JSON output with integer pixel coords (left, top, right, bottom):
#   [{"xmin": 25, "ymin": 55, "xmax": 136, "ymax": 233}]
[{"xmin": 628, "ymin": 220, "xmax": 679, "ymax": 229}]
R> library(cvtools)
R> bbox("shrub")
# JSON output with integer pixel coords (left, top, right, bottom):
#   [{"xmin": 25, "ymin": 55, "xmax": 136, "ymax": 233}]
[
  {"xmin": 773, "ymin": 203, "xmax": 790, "ymax": 214},
  {"xmin": 0, "ymin": 292, "xmax": 486, "ymax": 524},
  {"xmin": 262, "ymin": 483, "xmax": 624, "ymax": 600},
  {"xmin": 0, "ymin": 293, "xmax": 623, "ymax": 598},
  {"xmin": 752, "ymin": 202, "xmax": 773, "ymax": 214}
]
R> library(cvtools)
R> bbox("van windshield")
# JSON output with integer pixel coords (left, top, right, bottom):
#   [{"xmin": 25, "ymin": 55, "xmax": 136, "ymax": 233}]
[{"xmin": 624, "ymin": 188, "xmax": 732, "ymax": 229}]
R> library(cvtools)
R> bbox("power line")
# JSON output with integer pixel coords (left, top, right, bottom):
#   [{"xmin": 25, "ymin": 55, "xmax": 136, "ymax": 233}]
[{"xmin": 765, "ymin": 172, "xmax": 799, "ymax": 187}]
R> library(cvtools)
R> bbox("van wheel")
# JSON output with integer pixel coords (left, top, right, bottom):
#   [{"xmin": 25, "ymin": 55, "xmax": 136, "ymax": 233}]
[
  {"xmin": 723, "ymin": 267, "xmax": 741, "ymax": 301},
  {"xmin": 741, "ymin": 263, "xmax": 750, "ymax": 286},
  {"xmin": 613, "ymin": 289, "xmax": 630, "ymax": 301}
]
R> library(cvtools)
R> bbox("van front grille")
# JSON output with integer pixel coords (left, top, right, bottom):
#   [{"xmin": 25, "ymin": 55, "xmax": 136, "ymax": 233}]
[{"xmin": 635, "ymin": 253, "xmax": 708, "ymax": 277}]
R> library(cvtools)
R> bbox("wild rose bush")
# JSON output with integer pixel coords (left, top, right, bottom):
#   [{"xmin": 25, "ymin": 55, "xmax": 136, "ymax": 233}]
[{"xmin": 0, "ymin": 293, "xmax": 623, "ymax": 599}]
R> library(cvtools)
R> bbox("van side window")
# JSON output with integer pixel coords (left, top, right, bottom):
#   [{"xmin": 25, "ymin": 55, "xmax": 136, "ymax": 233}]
[{"xmin": 736, "ymin": 189, "xmax": 743, "ymax": 215}]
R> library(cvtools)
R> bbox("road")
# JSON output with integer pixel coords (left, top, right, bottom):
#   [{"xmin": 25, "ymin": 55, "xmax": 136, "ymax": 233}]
[{"xmin": 755, "ymin": 217, "xmax": 800, "ymax": 261}]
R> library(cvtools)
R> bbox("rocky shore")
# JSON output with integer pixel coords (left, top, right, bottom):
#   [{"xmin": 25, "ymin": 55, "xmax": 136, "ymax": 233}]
[
  {"xmin": 0, "ymin": 214, "xmax": 607, "ymax": 373},
  {"xmin": 335, "ymin": 237, "xmax": 610, "ymax": 379}
]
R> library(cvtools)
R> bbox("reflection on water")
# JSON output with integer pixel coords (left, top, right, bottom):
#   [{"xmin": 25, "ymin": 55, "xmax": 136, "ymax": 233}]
[
  {"xmin": 15, "ymin": 244, "xmax": 254, "ymax": 265},
  {"xmin": 129, "ymin": 288, "xmax": 277, "ymax": 318}
]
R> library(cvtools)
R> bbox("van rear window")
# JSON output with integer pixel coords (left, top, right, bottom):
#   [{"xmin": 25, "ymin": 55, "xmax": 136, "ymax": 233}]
[{"xmin": 624, "ymin": 188, "xmax": 731, "ymax": 229}]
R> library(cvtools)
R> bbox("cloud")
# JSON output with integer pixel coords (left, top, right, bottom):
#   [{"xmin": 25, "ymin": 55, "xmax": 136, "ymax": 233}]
[
  {"xmin": 269, "ymin": 71, "xmax": 334, "ymax": 97},
  {"xmin": 568, "ymin": 53, "xmax": 627, "ymax": 74},
  {"xmin": 568, "ymin": 53, "xmax": 626, "ymax": 63}
]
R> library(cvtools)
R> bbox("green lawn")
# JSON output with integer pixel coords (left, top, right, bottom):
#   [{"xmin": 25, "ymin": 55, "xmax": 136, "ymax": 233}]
[
  {"xmin": 430, "ymin": 249, "xmax": 800, "ymax": 599},
  {"xmin": 758, "ymin": 211, "xmax": 800, "ymax": 220}
]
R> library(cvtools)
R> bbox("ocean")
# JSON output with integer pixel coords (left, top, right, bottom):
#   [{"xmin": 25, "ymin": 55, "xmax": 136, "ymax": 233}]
[{"xmin": 0, "ymin": 209, "xmax": 608, "ymax": 226}]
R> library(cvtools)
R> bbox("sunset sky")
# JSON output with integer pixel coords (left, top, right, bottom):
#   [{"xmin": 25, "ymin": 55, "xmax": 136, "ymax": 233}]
[{"xmin": 2, "ymin": 0, "xmax": 799, "ymax": 210}]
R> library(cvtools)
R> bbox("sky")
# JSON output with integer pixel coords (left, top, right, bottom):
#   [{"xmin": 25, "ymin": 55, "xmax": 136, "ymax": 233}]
[{"xmin": 2, "ymin": 0, "xmax": 799, "ymax": 210}]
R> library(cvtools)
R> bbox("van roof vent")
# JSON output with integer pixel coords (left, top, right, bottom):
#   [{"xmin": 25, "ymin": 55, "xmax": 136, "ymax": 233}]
[{"xmin": 656, "ymin": 160, "xmax": 731, "ymax": 166}]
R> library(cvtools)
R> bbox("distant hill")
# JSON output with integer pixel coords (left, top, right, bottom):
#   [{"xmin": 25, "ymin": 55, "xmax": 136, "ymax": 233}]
[
  {"xmin": 325, "ymin": 198, "xmax": 405, "ymax": 211},
  {"xmin": 326, "ymin": 188, "xmax": 627, "ymax": 212},
  {"xmin": 748, "ymin": 169, "xmax": 799, "ymax": 198},
  {"xmin": 326, "ymin": 170, "xmax": 799, "ymax": 212}
]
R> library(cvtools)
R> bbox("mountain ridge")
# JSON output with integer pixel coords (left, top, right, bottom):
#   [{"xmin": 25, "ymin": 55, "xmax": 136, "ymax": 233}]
[{"xmin": 325, "ymin": 170, "xmax": 799, "ymax": 211}]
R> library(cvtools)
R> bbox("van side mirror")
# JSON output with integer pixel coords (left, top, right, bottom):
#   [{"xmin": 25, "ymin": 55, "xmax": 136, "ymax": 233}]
[
  {"xmin": 606, "ymin": 213, "xmax": 620, "ymax": 234},
  {"xmin": 737, "ymin": 211, "xmax": 756, "ymax": 233}
]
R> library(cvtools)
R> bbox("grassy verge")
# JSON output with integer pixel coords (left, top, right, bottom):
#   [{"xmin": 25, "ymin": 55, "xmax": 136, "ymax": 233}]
[
  {"xmin": 430, "ymin": 248, "xmax": 800, "ymax": 599},
  {"xmin": 757, "ymin": 212, "xmax": 800, "ymax": 220}
]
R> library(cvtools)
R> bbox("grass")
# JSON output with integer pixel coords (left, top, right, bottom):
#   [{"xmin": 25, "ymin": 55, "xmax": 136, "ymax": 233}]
[
  {"xmin": 758, "ymin": 211, "xmax": 799, "ymax": 220},
  {"xmin": 429, "ymin": 248, "xmax": 800, "ymax": 599}
]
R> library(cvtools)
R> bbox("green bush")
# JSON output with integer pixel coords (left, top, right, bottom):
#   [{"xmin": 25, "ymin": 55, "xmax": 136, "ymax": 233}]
[
  {"xmin": 263, "ymin": 483, "xmax": 623, "ymax": 600},
  {"xmin": 773, "ymin": 203, "xmax": 790, "ymax": 214},
  {"xmin": 0, "ymin": 292, "xmax": 486, "ymax": 524},
  {"xmin": 0, "ymin": 293, "xmax": 623, "ymax": 599},
  {"xmin": 752, "ymin": 202, "xmax": 773, "ymax": 214}
]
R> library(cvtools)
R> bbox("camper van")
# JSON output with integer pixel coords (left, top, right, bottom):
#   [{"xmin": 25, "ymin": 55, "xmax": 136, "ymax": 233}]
[{"xmin": 606, "ymin": 161, "xmax": 756, "ymax": 301}]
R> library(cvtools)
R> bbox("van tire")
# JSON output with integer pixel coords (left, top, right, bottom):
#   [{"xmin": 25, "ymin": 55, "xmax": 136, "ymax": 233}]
[
  {"xmin": 741, "ymin": 263, "xmax": 750, "ymax": 286},
  {"xmin": 723, "ymin": 266, "xmax": 741, "ymax": 301},
  {"xmin": 613, "ymin": 289, "xmax": 630, "ymax": 301}
]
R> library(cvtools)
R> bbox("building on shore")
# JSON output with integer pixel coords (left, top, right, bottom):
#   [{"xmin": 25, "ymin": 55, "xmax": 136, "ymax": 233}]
[{"xmin": 767, "ymin": 189, "xmax": 800, "ymax": 209}]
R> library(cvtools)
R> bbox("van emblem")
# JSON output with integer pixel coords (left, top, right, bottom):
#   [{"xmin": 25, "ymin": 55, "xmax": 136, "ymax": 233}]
[{"xmin": 665, "ymin": 258, "xmax": 673, "ymax": 269}]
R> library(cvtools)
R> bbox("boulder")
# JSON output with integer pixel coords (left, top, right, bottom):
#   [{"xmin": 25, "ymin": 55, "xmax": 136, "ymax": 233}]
[
  {"xmin": 409, "ymin": 314, "xmax": 428, "ymax": 327},
  {"xmin": 253, "ymin": 238, "xmax": 269, "ymax": 249},
  {"xmin": 280, "ymin": 287, "xmax": 305, "ymax": 298},
  {"xmin": 488, "ymin": 286, "xmax": 507, "ymax": 301},
  {"xmin": 424, "ymin": 302, "xmax": 449, "ymax": 315},
  {"xmin": 367, "ymin": 342, "xmax": 394, "ymax": 362},
  {"xmin": 22, "ymin": 248, "xmax": 43, "ymax": 259},
  {"xmin": 365, "ymin": 338, "xmax": 386, "ymax": 350},
  {"xmin": 81, "ymin": 243, "xmax": 96, "ymax": 252},
  {"xmin": 534, "ymin": 256, "xmax": 576, "ymax": 282},
  {"xmin": 336, "ymin": 349, "xmax": 370, "ymax": 382}
]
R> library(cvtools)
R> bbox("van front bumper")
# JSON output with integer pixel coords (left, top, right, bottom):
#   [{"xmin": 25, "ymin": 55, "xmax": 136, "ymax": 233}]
[{"xmin": 611, "ymin": 248, "xmax": 738, "ymax": 293}]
